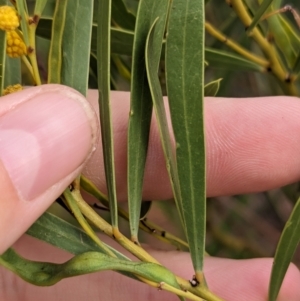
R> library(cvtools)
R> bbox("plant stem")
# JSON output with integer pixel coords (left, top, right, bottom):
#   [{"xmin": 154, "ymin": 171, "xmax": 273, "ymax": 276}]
[
  {"xmin": 161, "ymin": 282, "xmax": 205, "ymax": 301},
  {"xmin": 229, "ymin": 0, "xmax": 298, "ymax": 95},
  {"xmin": 72, "ymin": 188, "xmax": 160, "ymax": 263},
  {"xmin": 63, "ymin": 189, "xmax": 117, "ymax": 258},
  {"xmin": 81, "ymin": 175, "xmax": 189, "ymax": 250},
  {"xmin": 75, "ymin": 187, "xmax": 226, "ymax": 300},
  {"xmin": 27, "ymin": 17, "xmax": 41, "ymax": 85},
  {"xmin": 141, "ymin": 218, "xmax": 189, "ymax": 249},
  {"xmin": 205, "ymin": 22, "xmax": 269, "ymax": 67}
]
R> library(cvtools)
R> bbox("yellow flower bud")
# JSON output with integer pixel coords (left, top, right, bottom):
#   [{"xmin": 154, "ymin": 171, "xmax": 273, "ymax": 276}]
[
  {"xmin": 3, "ymin": 84, "xmax": 23, "ymax": 96},
  {"xmin": 6, "ymin": 30, "xmax": 27, "ymax": 58},
  {"xmin": 0, "ymin": 6, "xmax": 19, "ymax": 31}
]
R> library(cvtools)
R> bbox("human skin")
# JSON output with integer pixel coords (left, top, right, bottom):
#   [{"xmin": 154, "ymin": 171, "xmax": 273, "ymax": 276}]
[{"xmin": 0, "ymin": 85, "xmax": 300, "ymax": 301}]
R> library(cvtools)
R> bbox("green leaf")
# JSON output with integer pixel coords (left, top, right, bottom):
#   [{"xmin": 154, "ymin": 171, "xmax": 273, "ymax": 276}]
[
  {"xmin": 111, "ymin": 28, "xmax": 134, "ymax": 55},
  {"xmin": 166, "ymin": 0, "xmax": 206, "ymax": 277},
  {"xmin": 263, "ymin": 3, "xmax": 300, "ymax": 68},
  {"xmin": 34, "ymin": 0, "xmax": 48, "ymax": 16},
  {"xmin": 47, "ymin": 0, "xmax": 68, "ymax": 84},
  {"xmin": 145, "ymin": 18, "xmax": 184, "ymax": 227},
  {"xmin": 26, "ymin": 208, "xmax": 143, "ymax": 283},
  {"xmin": 0, "ymin": 29, "xmax": 6, "ymax": 95},
  {"xmin": 92, "ymin": 27, "xmax": 134, "ymax": 56},
  {"xmin": 26, "ymin": 210, "xmax": 130, "ymax": 261},
  {"xmin": 275, "ymin": 14, "xmax": 300, "ymax": 67},
  {"xmin": 205, "ymin": 48, "xmax": 264, "ymax": 72},
  {"xmin": 15, "ymin": 0, "xmax": 29, "ymax": 46},
  {"xmin": 247, "ymin": 0, "xmax": 274, "ymax": 32},
  {"xmin": 123, "ymin": 0, "xmax": 139, "ymax": 15},
  {"xmin": 26, "ymin": 210, "xmax": 106, "ymax": 255},
  {"xmin": 97, "ymin": 0, "xmax": 119, "ymax": 228},
  {"xmin": 204, "ymin": 79, "xmax": 222, "ymax": 96},
  {"xmin": 37, "ymin": 20, "xmax": 135, "ymax": 57},
  {"xmin": 292, "ymin": 51, "xmax": 300, "ymax": 75},
  {"xmin": 272, "ymin": 0, "xmax": 282, "ymax": 7},
  {"xmin": 4, "ymin": 57, "xmax": 21, "ymax": 87},
  {"xmin": 37, "ymin": 9, "xmax": 263, "ymax": 84},
  {"xmin": 61, "ymin": 0, "xmax": 93, "ymax": 96},
  {"xmin": 39, "ymin": 0, "xmax": 55, "ymax": 18},
  {"xmin": 111, "ymin": 0, "xmax": 136, "ymax": 31},
  {"xmin": 63, "ymin": 188, "xmax": 116, "ymax": 257},
  {"xmin": 0, "ymin": 249, "xmax": 181, "ymax": 290},
  {"xmin": 127, "ymin": 0, "xmax": 169, "ymax": 243},
  {"xmin": 268, "ymin": 197, "xmax": 300, "ymax": 301},
  {"xmin": 93, "ymin": 0, "xmax": 135, "ymax": 31}
]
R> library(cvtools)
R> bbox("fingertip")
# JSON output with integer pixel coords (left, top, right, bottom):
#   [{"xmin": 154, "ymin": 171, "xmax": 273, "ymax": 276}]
[{"xmin": 0, "ymin": 84, "xmax": 99, "ymax": 253}]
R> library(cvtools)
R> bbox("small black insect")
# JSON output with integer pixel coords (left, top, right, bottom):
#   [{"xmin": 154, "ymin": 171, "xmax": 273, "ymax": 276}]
[
  {"xmin": 189, "ymin": 275, "xmax": 200, "ymax": 287},
  {"xmin": 69, "ymin": 184, "xmax": 74, "ymax": 191}
]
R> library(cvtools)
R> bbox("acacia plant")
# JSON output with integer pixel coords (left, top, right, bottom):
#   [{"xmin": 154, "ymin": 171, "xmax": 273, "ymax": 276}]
[{"xmin": 0, "ymin": 0, "xmax": 299, "ymax": 300}]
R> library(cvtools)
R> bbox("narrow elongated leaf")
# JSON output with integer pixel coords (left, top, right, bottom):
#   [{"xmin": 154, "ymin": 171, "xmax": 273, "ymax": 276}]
[
  {"xmin": 26, "ymin": 210, "xmax": 129, "ymax": 261},
  {"xmin": 292, "ymin": 51, "xmax": 300, "ymax": 75},
  {"xmin": 97, "ymin": 0, "xmax": 119, "ymax": 228},
  {"xmin": 90, "ymin": 27, "xmax": 134, "ymax": 55},
  {"xmin": 0, "ymin": 249, "xmax": 181, "ymax": 291},
  {"xmin": 39, "ymin": 0, "xmax": 55, "ymax": 18},
  {"xmin": 247, "ymin": 0, "xmax": 274, "ymax": 32},
  {"xmin": 263, "ymin": 3, "xmax": 300, "ymax": 68},
  {"xmin": 4, "ymin": 57, "xmax": 21, "ymax": 87},
  {"xmin": 61, "ymin": 0, "xmax": 93, "ymax": 96},
  {"xmin": 127, "ymin": 0, "xmax": 170, "ymax": 243},
  {"xmin": 93, "ymin": 0, "xmax": 135, "ymax": 31},
  {"xmin": 27, "ymin": 211, "xmax": 104, "ymax": 254},
  {"xmin": 15, "ymin": 0, "xmax": 29, "ymax": 46},
  {"xmin": 204, "ymin": 79, "xmax": 222, "ymax": 96},
  {"xmin": 47, "ymin": 0, "xmax": 68, "ymax": 84},
  {"xmin": 205, "ymin": 48, "xmax": 263, "ymax": 72},
  {"xmin": 103, "ymin": 29, "xmax": 265, "ymax": 71},
  {"xmin": 276, "ymin": 14, "xmax": 300, "ymax": 52},
  {"xmin": 0, "ymin": 28, "xmax": 6, "ymax": 95},
  {"xmin": 26, "ymin": 209, "xmax": 142, "ymax": 282},
  {"xmin": 123, "ymin": 0, "xmax": 139, "ymax": 15},
  {"xmin": 268, "ymin": 197, "xmax": 300, "ymax": 301},
  {"xmin": 166, "ymin": 0, "xmax": 206, "ymax": 278},
  {"xmin": 145, "ymin": 19, "xmax": 184, "ymax": 226},
  {"xmin": 33, "ymin": 0, "xmax": 48, "ymax": 16},
  {"xmin": 41, "ymin": 18, "xmax": 261, "ymax": 72},
  {"xmin": 111, "ymin": 0, "xmax": 136, "ymax": 31},
  {"xmin": 111, "ymin": 28, "xmax": 134, "ymax": 55},
  {"xmin": 272, "ymin": 0, "xmax": 282, "ymax": 6},
  {"xmin": 36, "ymin": 19, "xmax": 134, "ymax": 57}
]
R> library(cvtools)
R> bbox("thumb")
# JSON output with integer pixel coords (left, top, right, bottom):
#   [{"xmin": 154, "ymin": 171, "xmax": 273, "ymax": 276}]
[{"xmin": 0, "ymin": 84, "xmax": 98, "ymax": 254}]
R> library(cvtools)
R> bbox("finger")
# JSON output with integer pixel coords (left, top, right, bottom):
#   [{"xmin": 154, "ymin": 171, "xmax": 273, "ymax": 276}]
[
  {"xmin": 1, "ymin": 235, "xmax": 299, "ymax": 301},
  {"xmin": 83, "ymin": 92, "xmax": 300, "ymax": 200},
  {"xmin": 205, "ymin": 96, "xmax": 300, "ymax": 197},
  {"xmin": 0, "ymin": 85, "xmax": 98, "ymax": 253}
]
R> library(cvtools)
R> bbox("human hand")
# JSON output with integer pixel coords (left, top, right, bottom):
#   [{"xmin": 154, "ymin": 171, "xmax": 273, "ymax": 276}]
[{"xmin": 0, "ymin": 84, "xmax": 299, "ymax": 301}]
